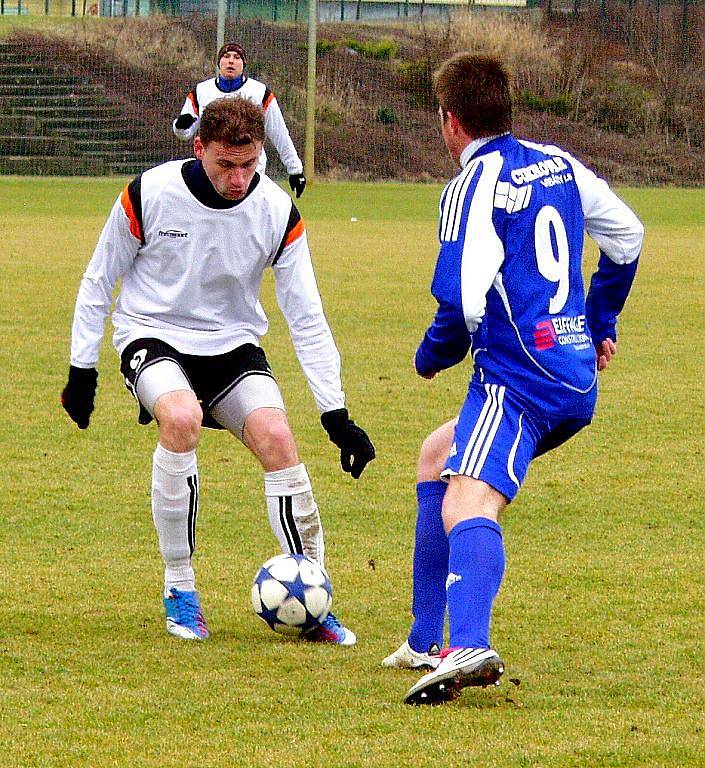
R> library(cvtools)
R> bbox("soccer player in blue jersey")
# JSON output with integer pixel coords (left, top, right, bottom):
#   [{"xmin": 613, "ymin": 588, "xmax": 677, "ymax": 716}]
[{"xmin": 381, "ymin": 54, "xmax": 644, "ymax": 705}]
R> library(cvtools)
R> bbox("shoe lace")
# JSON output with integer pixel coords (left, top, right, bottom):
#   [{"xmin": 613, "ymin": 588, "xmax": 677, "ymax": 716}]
[
  {"xmin": 175, "ymin": 592, "xmax": 203, "ymax": 627},
  {"xmin": 323, "ymin": 612, "xmax": 342, "ymax": 629}
]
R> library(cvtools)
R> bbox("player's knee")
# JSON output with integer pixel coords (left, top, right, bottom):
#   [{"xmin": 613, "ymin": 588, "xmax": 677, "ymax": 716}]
[
  {"xmin": 417, "ymin": 433, "xmax": 447, "ymax": 482},
  {"xmin": 417, "ymin": 421, "xmax": 455, "ymax": 482},
  {"xmin": 248, "ymin": 411, "xmax": 298, "ymax": 469},
  {"xmin": 262, "ymin": 418, "xmax": 297, "ymax": 461},
  {"xmin": 159, "ymin": 402, "xmax": 202, "ymax": 452},
  {"xmin": 441, "ymin": 477, "xmax": 503, "ymax": 532}
]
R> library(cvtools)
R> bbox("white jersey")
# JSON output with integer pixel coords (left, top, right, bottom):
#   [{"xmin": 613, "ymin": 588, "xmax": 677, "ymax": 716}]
[
  {"xmin": 173, "ymin": 76, "xmax": 303, "ymax": 176},
  {"xmin": 69, "ymin": 159, "xmax": 344, "ymax": 413}
]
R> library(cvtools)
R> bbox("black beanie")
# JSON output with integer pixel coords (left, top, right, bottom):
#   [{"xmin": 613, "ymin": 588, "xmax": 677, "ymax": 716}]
[{"xmin": 217, "ymin": 42, "xmax": 247, "ymax": 67}]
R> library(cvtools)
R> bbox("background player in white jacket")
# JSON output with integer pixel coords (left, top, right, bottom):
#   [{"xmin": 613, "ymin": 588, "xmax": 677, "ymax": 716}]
[
  {"xmin": 62, "ymin": 98, "xmax": 374, "ymax": 645},
  {"xmin": 173, "ymin": 42, "xmax": 306, "ymax": 198},
  {"xmin": 380, "ymin": 55, "xmax": 643, "ymax": 704}
]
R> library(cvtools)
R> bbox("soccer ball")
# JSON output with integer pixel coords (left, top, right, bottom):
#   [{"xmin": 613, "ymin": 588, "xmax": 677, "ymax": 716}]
[{"xmin": 251, "ymin": 553, "xmax": 332, "ymax": 636}]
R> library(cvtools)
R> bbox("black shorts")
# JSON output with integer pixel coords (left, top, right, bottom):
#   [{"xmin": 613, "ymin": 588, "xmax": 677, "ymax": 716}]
[{"xmin": 120, "ymin": 338, "xmax": 275, "ymax": 429}]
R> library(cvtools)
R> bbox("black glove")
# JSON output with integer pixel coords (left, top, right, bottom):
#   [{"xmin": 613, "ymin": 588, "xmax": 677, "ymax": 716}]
[
  {"xmin": 175, "ymin": 114, "xmax": 197, "ymax": 130},
  {"xmin": 288, "ymin": 173, "xmax": 306, "ymax": 198},
  {"xmin": 61, "ymin": 366, "xmax": 98, "ymax": 429},
  {"xmin": 321, "ymin": 408, "xmax": 375, "ymax": 479}
]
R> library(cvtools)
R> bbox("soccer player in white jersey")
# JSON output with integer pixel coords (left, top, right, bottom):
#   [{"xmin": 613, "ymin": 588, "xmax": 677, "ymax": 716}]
[
  {"xmin": 380, "ymin": 54, "xmax": 644, "ymax": 704},
  {"xmin": 173, "ymin": 42, "xmax": 306, "ymax": 199},
  {"xmin": 62, "ymin": 97, "xmax": 374, "ymax": 645}
]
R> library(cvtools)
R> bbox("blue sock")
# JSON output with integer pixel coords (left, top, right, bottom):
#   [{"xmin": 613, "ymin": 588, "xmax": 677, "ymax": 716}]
[
  {"xmin": 408, "ymin": 481, "xmax": 449, "ymax": 653},
  {"xmin": 446, "ymin": 517, "xmax": 505, "ymax": 648}
]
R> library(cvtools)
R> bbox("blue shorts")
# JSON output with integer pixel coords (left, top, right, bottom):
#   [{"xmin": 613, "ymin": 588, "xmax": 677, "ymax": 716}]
[{"xmin": 441, "ymin": 382, "xmax": 591, "ymax": 501}]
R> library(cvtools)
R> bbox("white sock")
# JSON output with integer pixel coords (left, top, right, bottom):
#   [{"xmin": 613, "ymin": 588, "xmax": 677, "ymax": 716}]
[
  {"xmin": 152, "ymin": 443, "xmax": 198, "ymax": 597},
  {"xmin": 264, "ymin": 463, "xmax": 325, "ymax": 569}
]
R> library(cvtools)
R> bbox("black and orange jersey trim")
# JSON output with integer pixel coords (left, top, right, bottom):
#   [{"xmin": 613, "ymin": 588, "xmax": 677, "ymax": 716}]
[
  {"xmin": 120, "ymin": 174, "xmax": 145, "ymax": 245},
  {"xmin": 188, "ymin": 87, "xmax": 199, "ymax": 115},
  {"xmin": 273, "ymin": 203, "xmax": 303, "ymax": 265}
]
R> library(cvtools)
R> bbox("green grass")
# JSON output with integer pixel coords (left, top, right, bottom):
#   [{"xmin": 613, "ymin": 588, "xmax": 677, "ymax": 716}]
[{"xmin": 1, "ymin": 179, "xmax": 703, "ymax": 767}]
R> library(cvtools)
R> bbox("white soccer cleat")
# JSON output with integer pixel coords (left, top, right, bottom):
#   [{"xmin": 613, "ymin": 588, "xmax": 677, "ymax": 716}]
[
  {"xmin": 404, "ymin": 647, "xmax": 504, "ymax": 705},
  {"xmin": 382, "ymin": 640, "xmax": 441, "ymax": 670}
]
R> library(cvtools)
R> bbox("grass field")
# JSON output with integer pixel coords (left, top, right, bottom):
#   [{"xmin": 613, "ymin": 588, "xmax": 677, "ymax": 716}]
[{"xmin": 1, "ymin": 178, "xmax": 703, "ymax": 767}]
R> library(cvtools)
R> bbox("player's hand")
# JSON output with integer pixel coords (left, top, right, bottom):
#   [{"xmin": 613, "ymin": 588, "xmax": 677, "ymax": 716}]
[
  {"xmin": 175, "ymin": 114, "xmax": 197, "ymax": 130},
  {"xmin": 288, "ymin": 173, "xmax": 306, "ymax": 198},
  {"xmin": 413, "ymin": 353, "xmax": 437, "ymax": 380},
  {"xmin": 61, "ymin": 366, "xmax": 98, "ymax": 429},
  {"xmin": 321, "ymin": 408, "xmax": 375, "ymax": 479},
  {"xmin": 596, "ymin": 338, "xmax": 617, "ymax": 372}
]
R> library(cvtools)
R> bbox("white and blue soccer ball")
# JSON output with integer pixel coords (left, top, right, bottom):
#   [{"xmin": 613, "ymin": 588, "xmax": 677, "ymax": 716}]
[{"xmin": 251, "ymin": 553, "xmax": 332, "ymax": 636}]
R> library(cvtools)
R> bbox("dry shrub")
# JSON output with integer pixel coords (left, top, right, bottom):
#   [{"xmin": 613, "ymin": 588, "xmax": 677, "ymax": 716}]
[
  {"xmin": 52, "ymin": 13, "xmax": 209, "ymax": 76},
  {"xmin": 447, "ymin": 11, "xmax": 563, "ymax": 96},
  {"xmin": 317, "ymin": 80, "xmax": 367, "ymax": 126}
]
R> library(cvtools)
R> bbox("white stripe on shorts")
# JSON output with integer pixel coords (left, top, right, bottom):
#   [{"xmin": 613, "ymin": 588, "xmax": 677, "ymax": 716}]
[
  {"xmin": 459, "ymin": 383, "xmax": 506, "ymax": 478},
  {"xmin": 506, "ymin": 411, "xmax": 524, "ymax": 490}
]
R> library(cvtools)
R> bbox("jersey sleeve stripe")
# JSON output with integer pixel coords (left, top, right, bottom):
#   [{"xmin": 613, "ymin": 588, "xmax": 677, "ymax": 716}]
[
  {"xmin": 284, "ymin": 218, "xmax": 304, "ymax": 246},
  {"xmin": 120, "ymin": 175, "xmax": 145, "ymax": 244},
  {"xmin": 188, "ymin": 89, "xmax": 199, "ymax": 114},
  {"xmin": 263, "ymin": 88, "xmax": 275, "ymax": 111},
  {"xmin": 273, "ymin": 204, "xmax": 303, "ymax": 264}
]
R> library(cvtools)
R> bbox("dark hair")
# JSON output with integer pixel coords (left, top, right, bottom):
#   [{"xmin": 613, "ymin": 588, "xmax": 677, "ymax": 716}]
[
  {"xmin": 434, "ymin": 54, "xmax": 512, "ymax": 137},
  {"xmin": 217, "ymin": 42, "xmax": 247, "ymax": 66},
  {"xmin": 199, "ymin": 98, "xmax": 265, "ymax": 147}
]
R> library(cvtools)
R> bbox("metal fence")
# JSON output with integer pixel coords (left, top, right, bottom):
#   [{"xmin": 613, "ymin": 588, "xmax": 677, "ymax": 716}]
[{"xmin": 0, "ymin": 2, "xmax": 703, "ymax": 183}]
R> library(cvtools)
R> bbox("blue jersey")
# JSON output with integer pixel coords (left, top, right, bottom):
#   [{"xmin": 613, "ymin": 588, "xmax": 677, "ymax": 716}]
[{"xmin": 415, "ymin": 134, "xmax": 643, "ymax": 419}]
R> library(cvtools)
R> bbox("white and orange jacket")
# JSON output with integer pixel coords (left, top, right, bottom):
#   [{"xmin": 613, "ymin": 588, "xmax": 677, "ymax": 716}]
[
  {"xmin": 173, "ymin": 76, "xmax": 303, "ymax": 177},
  {"xmin": 69, "ymin": 159, "xmax": 344, "ymax": 413}
]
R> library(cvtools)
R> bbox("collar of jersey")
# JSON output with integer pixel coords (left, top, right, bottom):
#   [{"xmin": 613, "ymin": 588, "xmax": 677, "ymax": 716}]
[
  {"xmin": 460, "ymin": 132, "xmax": 512, "ymax": 168},
  {"xmin": 216, "ymin": 74, "xmax": 246, "ymax": 92},
  {"xmin": 181, "ymin": 159, "xmax": 260, "ymax": 209}
]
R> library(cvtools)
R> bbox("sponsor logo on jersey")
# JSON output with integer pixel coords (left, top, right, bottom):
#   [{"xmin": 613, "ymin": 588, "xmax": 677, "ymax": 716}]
[
  {"xmin": 494, "ymin": 181, "xmax": 532, "ymax": 213},
  {"xmin": 158, "ymin": 229, "xmax": 189, "ymax": 239},
  {"xmin": 448, "ymin": 441, "xmax": 458, "ymax": 458},
  {"xmin": 534, "ymin": 315, "xmax": 590, "ymax": 350},
  {"xmin": 540, "ymin": 172, "xmax": 573, "ymax": 188},
  {"xmin": 511, "ymin": 156, "xmax": 569, "ymax": 186},
  {"xmin": 534, "ymin": 320, "xmax": 557, "ymax": 350}
]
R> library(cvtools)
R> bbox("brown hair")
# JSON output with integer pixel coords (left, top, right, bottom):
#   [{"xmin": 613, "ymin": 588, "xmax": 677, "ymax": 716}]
[
  {"xmin": 199, "ymin": 98, "xmax": 265, "ymax": 147},
  {"xmin": 434, "ymin": 54, "xmax": 512, "ymax": 137}
]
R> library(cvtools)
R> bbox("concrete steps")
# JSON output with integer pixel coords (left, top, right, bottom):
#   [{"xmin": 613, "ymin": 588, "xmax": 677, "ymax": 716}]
[
  {"xmin": 0, "ymin": 93, "xmax": 106, "ymax": 108},
  {"xmin": 0, "ymin": 135, "xmax": 73, "ymax": 155},
  {"xmin": 11, "ymin": 104, "xmax": 123, "ymax": 117},
  {"xmin": 1, "ymin": 155, "xmax": 106, "ymax": 175},
  {"xmin": 0, "ymin": 83, "xmax": 106, "ymax": 97},
  {"xmin": 0, "ymin": 41, "xmax": 165, "ymax": 177}
]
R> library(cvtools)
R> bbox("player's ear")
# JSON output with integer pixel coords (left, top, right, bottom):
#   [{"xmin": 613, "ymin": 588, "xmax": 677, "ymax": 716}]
[
  {"xmin": 447, "ymin": 111, "xmax": 462, "ymax": 135},
  {"xmin": 193, "ymin": 136, "xmax": 204, "ymax": 159}
]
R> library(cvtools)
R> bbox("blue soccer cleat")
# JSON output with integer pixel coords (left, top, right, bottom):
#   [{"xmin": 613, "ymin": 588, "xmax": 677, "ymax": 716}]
[
  {"xmin": 163, "ymin": 587, "xmax": 209, "ymax": 640},
  {"xmin": 303, "ymin": 611, "xmax": 356, "ymax": 646}
]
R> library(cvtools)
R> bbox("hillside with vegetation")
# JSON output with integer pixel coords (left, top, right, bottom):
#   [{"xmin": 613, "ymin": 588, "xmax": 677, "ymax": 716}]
[{"xmin": 2, "ymin": 8, "xmax": 703, "ymax": 185}]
